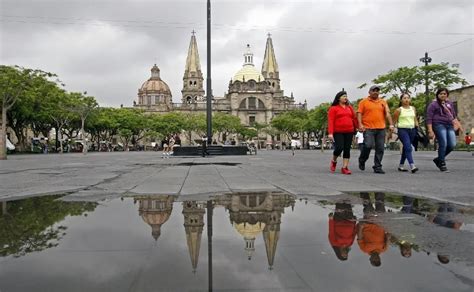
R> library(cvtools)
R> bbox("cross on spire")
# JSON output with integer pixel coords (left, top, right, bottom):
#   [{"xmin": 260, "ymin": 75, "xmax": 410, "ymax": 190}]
[
  {"xmin": 267, "ymin": 33, "xmax": 272, "ymax": 38},
  {"xmin": 192, "ymin": 30, "xmax": 196, "ymax": 35}
]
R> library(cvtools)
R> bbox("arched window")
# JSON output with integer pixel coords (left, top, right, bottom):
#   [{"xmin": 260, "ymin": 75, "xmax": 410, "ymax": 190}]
[{"xmin": 238, "ymin": 97, "xmax": 265, "ymax": 110}]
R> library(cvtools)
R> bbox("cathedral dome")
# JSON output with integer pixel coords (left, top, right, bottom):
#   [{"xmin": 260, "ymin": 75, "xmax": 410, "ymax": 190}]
[
  {"xmin": 232, "ymin": 44, "xmax": 264, "ymax": 83},
  {"xmin": 233, "ymin": 222, "xmax": 266, "ymax": 239},
  {"xmin": 140, "ymin": 64, "xmax": 171, "ymax": 94},
  {"xmin": 233, "ymin": 65, "xmax": 265, "ymax": 83}
]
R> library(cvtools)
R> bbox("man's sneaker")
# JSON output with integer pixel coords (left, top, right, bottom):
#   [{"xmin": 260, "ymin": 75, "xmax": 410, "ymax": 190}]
[
  {"xmin": 439, "ymin": 161, "xmax": 448, "ymax": 172},
  {"xmin": 341, "ymin": 167, "xmax": 352, "ymax": 175},
  {"xmin": 433, "ymin": 158, "xmax": 441, "ymax": 170},
  {"xmin": 398, "ymin": 167, "xmax": 408, "ymax": 172},
  {"xmin": 411, "ymin": 166, "xmax": 419, "ymax": 173},
  {"xmin": 358, "ymin": 159, "xmax": 365, "ymax": 171},
  {"xmin": 330, "ymin": 160, "xmax": 337, "ymax": 172},
  {"xmin": 374, "ymin": 168, "xmax": 385, "ymax": 174}
]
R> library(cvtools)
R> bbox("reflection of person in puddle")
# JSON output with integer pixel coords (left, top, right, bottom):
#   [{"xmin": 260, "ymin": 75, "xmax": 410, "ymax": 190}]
[
  {"xmin": 430, "ymin": 202, "xmax": 463, "ymax": 230},
  {"xmin": 391, "ymin": 196, "xmax": 421, "ymax": 258},
  {"xmin": 429, "ymin": 203, "xmax": 463, "ymax": 265},
  {"xmin": 328, "ymin": 202, "xmax": 357, "ymax": 261},
  {"xmin": 357, "ymin": 192, "xmax": 389, "ymax": 267}
]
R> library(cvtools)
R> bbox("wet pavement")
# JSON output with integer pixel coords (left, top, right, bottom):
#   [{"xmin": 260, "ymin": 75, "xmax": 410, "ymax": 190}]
[{"xmin": 1, "ymin": 192, "xmax": 473, "ymax": 292}]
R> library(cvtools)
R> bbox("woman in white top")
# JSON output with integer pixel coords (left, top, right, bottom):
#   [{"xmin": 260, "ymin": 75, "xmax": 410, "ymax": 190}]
[{"xmin": 393, "ymin": 93, "xmax": 419, "ymax": 173}]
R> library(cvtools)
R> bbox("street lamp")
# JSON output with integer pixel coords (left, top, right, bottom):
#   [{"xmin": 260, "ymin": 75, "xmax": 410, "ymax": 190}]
[{"xmin": 420, "ymin": 52, "xmax": 432, "ymax": 109}]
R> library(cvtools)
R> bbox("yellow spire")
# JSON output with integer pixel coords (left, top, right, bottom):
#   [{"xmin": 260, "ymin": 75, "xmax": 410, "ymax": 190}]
[
  {"xmin": 263, "ymin": 215, "xmax": 280, "ymax": 269},
  {"xmin": 261, "ymin": 34, "xmax": 279, "ymax": 79},
  {"xmin": 183, "ymin": 201, "xmax": 205, "ymax": 272},
  {"xmin": 184, "ymin": 32, "xmax": 202, "ymax": 76}
]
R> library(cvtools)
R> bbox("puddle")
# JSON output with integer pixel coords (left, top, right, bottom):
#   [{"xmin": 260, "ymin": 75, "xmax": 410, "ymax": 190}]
[
  {"xmin": 176, "ymin": 162, "xmax": 241, "ymax": 166},
  {"xmin": 1, "ymin": 192, "xmax": 473, "ymax": 292}
]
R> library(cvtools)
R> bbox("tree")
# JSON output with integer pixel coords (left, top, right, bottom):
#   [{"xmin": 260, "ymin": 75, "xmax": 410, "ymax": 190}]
[
  {"xmin": 251, "ymin": 122, "xmax": 268, "ymax": 149},
  {"xmin": 68, "ymin": 92, "xmax": 98, "ymax": 154},
  {"xmin": 0, "ymin": 66, "xmax": 57, "ymax": 159},
  {"xmin": 360, "ymin": 63, "xmax": 468, "ymax": 114},
  {"xmin": 0, "ymin": 195, "xmax": 96, "ymax": 257},
  {"xmin": 213, "ymin": 112, "xmax": 242, "ymax": 143},
  {"xmin": 307, "ymin": 103, "xmax": 331, "ymax": 152}
]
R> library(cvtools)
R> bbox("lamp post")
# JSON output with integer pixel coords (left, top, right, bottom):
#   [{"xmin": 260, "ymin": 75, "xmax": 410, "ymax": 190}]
[
  {"xmin": 205, "ymin": 0, "xmax": 212, "ymax": 156},
  {"xmin": 419, "ymin": 52, "xmax": 432, "ymax": 110}
]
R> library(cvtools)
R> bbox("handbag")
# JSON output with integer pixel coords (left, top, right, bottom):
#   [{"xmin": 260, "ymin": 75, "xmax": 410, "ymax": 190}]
[
  {"xmin": 442, "ymin": 102, "xmax": 463, "ymax": 133},
  {"xmin": 452, "ymin": 118, "xmax": 463, "ymax": 132}
]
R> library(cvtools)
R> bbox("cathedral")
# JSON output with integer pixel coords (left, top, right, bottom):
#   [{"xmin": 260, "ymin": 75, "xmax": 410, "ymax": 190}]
[{"xmin": 133, "ymin": 33, "xmax": 306, "ymax": 144}]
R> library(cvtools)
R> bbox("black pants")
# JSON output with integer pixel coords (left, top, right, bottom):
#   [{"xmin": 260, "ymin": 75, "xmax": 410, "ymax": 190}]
[
  {"xmin": 359, "ymin": 129, "xmax": 385, "ymax": 170},
  {"xmin": 333, "ymin": 133, "xmax": 354, "ymax": 159}
]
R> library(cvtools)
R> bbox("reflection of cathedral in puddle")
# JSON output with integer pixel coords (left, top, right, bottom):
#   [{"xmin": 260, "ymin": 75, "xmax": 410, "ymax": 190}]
[
  {"xmin": 135, "ymin": 193, "xmax": 295, "ymax": 271},
  {"xmin": 225, "ymin": 193, "xmax": 295, "ymax": 269},
  {"xmin": 136, "ymin": 195, "xmax": 175, "ymax": 241}
]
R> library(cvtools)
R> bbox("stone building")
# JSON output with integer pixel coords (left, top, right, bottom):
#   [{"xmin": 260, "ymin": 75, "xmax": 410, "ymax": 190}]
[
  {"xmin": 448, "ymin": 85, "xmax": 474, "ymax": 140},
  {"xmin": 134, "ymin": 33, "xmax": 306, "ymax": 146}
]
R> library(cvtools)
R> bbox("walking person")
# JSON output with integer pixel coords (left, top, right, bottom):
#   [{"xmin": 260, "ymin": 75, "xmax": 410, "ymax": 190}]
[
  {"xmin": 161, "ymin": 136, "xmax": 169, "ymax": 158},
  {"xmin": 393, "ymin": 92, "xmax": 419, "ymax": 173},
  {"xmin": 357, "ymin": 85, "xmax": 395, "ymax": 174},
  {"xmin": 355, "ymin": 130, "xmax": 364, "ymax": 153},
  {"xmin": 426, "ymin": 88, "xmax": 458, "ymax": 172},
  {"xmin": 290, "ymin": 138, "xmax": 298, "ymax": 156},
  {"xmin": 327, "ymin": 91, "xmax": 358, "ymax": 174}
]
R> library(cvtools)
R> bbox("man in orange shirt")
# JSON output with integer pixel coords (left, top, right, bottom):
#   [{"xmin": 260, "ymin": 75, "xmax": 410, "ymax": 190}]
[
  {"xmin": 357, "ymin": 85, "xmax": 394, "ymax": 174},
  {"xmin": 357, "ymin": 192, "xmax": 389, "ymax": 267}
]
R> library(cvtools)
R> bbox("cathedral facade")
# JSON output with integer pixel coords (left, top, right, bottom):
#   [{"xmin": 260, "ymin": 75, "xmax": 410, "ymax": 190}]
[{"xmin": 134, "ymin": 33, "xmax": 306, "ymax": 144}]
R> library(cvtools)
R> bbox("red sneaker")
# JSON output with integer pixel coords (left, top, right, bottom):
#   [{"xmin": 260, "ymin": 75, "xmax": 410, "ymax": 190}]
[
  {"xmin": 341, "ymin": 167, "xmax": 352, "ymax": 175},
  {"xmin": 330, "ymin": 160, "xmax": 337, "ymax": 172}
]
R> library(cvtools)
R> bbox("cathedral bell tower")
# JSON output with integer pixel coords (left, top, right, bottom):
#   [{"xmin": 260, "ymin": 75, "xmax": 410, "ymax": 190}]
[
  {"xmin": 182, "ymin": 31, "xmax": 205, "ymax": 104},
  {"xmin": 261, "ymin": 34, "xmax": 280, "ymax": 91},
  {"xmin": 182, "ymin": 200, "xmax": 205, "ymax": 272}
]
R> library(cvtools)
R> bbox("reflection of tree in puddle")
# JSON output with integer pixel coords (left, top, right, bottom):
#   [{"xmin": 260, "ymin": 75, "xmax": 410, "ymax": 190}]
[{"xmin": 0, "ymin": 195, "xmax": 96, "ymax": 258}]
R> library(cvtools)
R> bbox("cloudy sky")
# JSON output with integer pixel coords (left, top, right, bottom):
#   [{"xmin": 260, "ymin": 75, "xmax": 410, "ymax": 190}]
[{"xmin": 1, "ymin": 0, "xmax": 472, "ymax": 108}]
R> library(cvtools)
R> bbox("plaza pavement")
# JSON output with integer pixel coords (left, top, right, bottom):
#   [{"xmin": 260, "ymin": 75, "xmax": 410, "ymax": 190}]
[{"xmin": 0, "ymin": 149, "xmax": 472, "ymax": 205}]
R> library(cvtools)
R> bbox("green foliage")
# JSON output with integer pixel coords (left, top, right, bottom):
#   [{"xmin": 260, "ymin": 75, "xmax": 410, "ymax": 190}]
[
  {"xmin": 0, "ymin": 195, "xmax": 96, "ymax": 258},
  {"xmin": 360, "ymin": 63, "xmax": 468, "ymax": 116},
  {"xmin": 271, "ymin": 109, "xmax": 308, "ymax": 138}
]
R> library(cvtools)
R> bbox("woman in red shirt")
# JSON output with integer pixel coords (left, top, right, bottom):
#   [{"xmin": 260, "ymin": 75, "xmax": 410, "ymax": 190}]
[
  {"xmin": 327, "ymin": 91, "xmax": 358, "ymax": 174},
  {"xmin": 328, "ymin": 202, "xmax": 357, "ymax": 261}
]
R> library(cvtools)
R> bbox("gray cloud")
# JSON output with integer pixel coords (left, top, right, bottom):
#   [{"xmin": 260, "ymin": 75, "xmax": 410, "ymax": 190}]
[{"xmin": 1, "ymin": 0, "xmax": 472, "ymax": 108}]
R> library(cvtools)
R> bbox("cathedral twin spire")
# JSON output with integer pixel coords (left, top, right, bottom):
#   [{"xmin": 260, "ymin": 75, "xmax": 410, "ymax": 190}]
[
  {"xmin": 182, "ymin": 31, "xmax": 205, "ymax": 103},
  {"xmin": 182, "ymin": 32, "xmax": 281, "ymax": 102}
]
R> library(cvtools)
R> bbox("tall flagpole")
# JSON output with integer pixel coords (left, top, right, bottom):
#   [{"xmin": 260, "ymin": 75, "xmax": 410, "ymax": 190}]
[{"xmin": 206, "ymin": 0, "xmax": 212, "ymax": 151}]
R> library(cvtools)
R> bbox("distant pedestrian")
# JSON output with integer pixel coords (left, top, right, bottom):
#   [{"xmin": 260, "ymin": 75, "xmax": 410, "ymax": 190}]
[
  {"xmin": 161, "ymin": 136, "xmax": 169, "ymax": 158},
  {"xmin": 355, "ymin": 131, "xmax": 364, "ymax": 153},
  {"xmin": 393, "ymin": 92, "xmax": 419, "ymax": 173},
  {"xmin": 426, "ymin": 88, "xmax": 458, "ymax": 172},
  {"xmin": 357, "ymin": 85, "xmax": 395, "ymax": 174},
  {"xmin": 327, "ymin": 91, "xmax": 358, "ymax": 174},
  {"xmin": 465, "ymin": 132, "xmax": 472, "ymax": 152},
  {"xmin": 290, "ymin": 138, "xmax": 298, "ymax": 156},
  {"xmin": 168, "ymin": 135, "xmax": 175, "ymax": 156}
]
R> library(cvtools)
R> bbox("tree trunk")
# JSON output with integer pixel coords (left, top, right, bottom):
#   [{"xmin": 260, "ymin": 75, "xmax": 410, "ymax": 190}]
[
  {"xmin": 1, "ymin": 201, "xmax": 7, "ymax": 216},
  {"xmin": 0, "ymin": 104, "xmax": 7, "ymax": 160},
  {"xmin": 59, "ymin": 126, "xmax": 63, "ymax": 154},
  {"xmin": 81, "ymin": 117, "xmax": 87, "ymax": 155}
]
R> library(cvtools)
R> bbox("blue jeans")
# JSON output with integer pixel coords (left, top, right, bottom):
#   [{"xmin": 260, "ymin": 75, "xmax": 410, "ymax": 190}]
[
  {"xmin": 398, "ymin": 128, "xmax": 416, "ymax": 165},
  {"xmin": 433, "ymin": 123, "xmax": 456, "ymax": 162}
]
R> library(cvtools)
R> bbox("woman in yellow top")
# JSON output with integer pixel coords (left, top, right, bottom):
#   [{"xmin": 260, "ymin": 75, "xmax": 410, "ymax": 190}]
[{"xmin": 393, "ymin": 93, "xmax": 419, "ymax": 173}]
